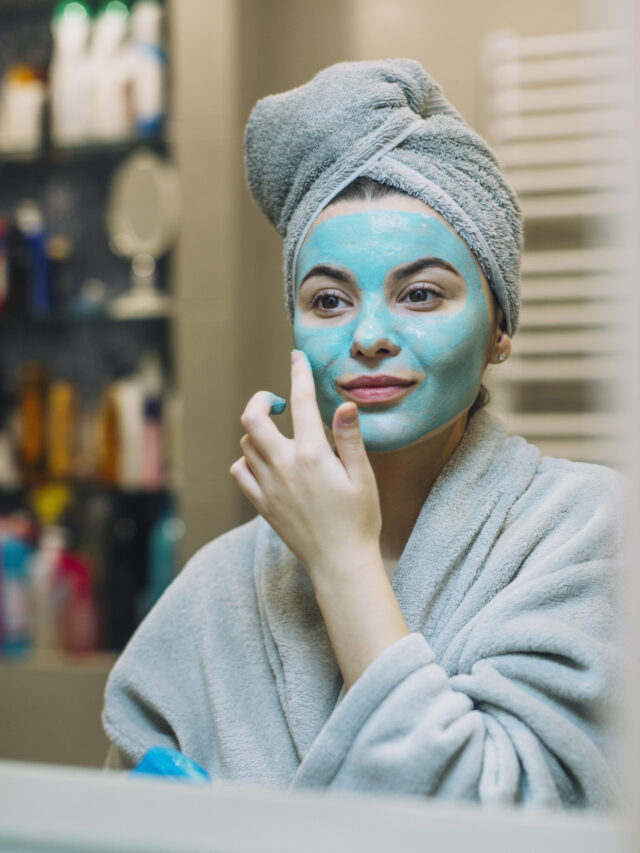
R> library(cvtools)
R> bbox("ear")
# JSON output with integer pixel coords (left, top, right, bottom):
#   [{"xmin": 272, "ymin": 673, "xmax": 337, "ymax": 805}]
[{"xmin": 488, "ymin": 308, "xmax": 512, "ymax": 365}]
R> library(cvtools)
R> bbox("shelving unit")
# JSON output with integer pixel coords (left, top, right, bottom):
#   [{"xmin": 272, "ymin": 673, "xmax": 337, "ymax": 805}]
[{"xmin": 0, "ymin": 0, "xmax": 177, "ymax": 768}]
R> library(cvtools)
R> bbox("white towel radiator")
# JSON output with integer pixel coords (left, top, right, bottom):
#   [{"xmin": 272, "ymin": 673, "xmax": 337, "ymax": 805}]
[{"xmin": 483, "ymin": 29, "xmax": 631, "ymax": 467}]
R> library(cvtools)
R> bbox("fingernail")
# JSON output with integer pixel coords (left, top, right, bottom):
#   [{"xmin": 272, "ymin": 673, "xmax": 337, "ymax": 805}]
[
  {"xmin": 291, "ymin": 349, "xmax": 301, "ymax": 364},
  {"xmin": 340, "ymin": 405, "xmax": 358, "ymax": 426},
  {"xmin": 269, "ymin": 394, "xmax": 287, "ymax": 415}
]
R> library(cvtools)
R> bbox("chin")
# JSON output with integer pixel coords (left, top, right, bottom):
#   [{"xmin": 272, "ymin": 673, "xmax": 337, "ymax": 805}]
[{"xmin": 359, "ymin": 410, "xmax": 471, "ymax": 454}]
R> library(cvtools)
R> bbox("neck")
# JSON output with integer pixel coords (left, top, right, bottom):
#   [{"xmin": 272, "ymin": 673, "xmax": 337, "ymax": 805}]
[{"xmin": 367, "ymin": 411, "xmax": 469, "ymax": 566}]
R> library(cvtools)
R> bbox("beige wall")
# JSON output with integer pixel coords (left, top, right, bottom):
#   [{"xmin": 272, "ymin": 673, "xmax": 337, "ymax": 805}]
[
  {"xmin": 347, "ymin": 0, "xmax": 590, "ymax": 132},
  {"xmin": 172, "ymin": 0, "xmax": 593, "ymax": 559},
  {"xmin": 170, "ymin": 0, "xmax": 244, "ymax": 558}
]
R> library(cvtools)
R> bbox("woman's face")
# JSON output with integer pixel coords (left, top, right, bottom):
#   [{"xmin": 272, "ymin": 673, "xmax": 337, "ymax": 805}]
[{"xmin": 293, "ymin": 196, "xmax": 495, "ymax": 453}]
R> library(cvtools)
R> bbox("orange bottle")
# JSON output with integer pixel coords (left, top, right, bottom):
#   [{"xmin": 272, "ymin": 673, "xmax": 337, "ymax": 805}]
[
  {"xmin": 19, "ymin": 361, "xmax": 47, "ymax": 483},
  {"xmin": 47, "ymin": 379, "xmax": 78, "ymax": 479},
  {"xmin": 96, "ymin": 385, "xmax": 119, "ymax": 484}
]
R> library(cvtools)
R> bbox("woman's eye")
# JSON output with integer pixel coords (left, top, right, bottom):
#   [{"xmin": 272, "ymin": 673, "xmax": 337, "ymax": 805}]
[
  {"xmin": 311, "ymin": 291, "xmax": 348, "ymax": 312},
  {"xmin": 403, "ymin": 286, "xmax": 440, "ymax": 305}
]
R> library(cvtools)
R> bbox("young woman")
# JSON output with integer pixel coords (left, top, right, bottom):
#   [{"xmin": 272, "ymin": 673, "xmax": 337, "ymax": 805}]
[{"xmin": 102, "ymin": 60, "xmax": 623, "ymax": 808}]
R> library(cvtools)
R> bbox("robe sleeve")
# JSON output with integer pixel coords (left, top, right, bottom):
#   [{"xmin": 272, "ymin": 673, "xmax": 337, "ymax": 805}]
[{"xmin": 289, "ymin": 548, "xmax": 622, "ymax": 808}]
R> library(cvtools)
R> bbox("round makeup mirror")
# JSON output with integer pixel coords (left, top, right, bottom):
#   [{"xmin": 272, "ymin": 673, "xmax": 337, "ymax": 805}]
[{"xmin": 105, "ymin": 147, "xmax": 181, "ymax": 318}]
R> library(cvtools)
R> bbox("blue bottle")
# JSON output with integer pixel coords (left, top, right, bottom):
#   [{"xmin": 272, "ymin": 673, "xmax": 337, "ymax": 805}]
[
  {"xmin": 15, "ymin": 201, "xmax": 50, "ymax": 318},
  {"xmin": 0, "ymin": 537, "xmax": 33, "ymax": 657},
  {"xmin": 137, "ymin": 508, "xmax": 183, "ymax": 621}
]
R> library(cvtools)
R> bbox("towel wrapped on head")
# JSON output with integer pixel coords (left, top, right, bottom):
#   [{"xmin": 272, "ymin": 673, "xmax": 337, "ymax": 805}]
[{"xmin": 244, "ymin": 58, "xmax": 522, "ymax": 336}]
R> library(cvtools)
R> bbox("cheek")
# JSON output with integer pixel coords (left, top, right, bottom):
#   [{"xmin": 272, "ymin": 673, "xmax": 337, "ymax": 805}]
[
  {"xmin": 293, "ymin": 321, "xmax": 351, "ymax": 389},
  {"xmin": 401, "ymin": 309, "xmax": 489, "ymax": 372}
]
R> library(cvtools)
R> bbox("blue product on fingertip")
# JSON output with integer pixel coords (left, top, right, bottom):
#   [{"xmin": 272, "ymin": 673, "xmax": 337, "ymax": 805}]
[{"xmin": 131, "ymin": 746, "xmax": 211, "ymax": 784}]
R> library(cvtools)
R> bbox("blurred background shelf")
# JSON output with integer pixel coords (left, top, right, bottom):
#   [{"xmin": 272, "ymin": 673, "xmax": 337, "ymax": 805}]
[{"xmin": 0, "ymin": 134, "xmax": 168, "ymax": 165}]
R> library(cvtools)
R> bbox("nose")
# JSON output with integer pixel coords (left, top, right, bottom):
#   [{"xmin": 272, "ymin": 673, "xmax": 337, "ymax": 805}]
[{"xmin": 350, "ymin": 302, "xmax": 401, "ymax": 360}]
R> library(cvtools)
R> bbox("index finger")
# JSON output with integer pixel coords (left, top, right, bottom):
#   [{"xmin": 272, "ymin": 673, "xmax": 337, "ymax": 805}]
[
  {"xmin": 290, "ymin": 350, "xmax": 328, "ymax": 452},
  {"xmin": 240, "ymin": 391, "xmax": 288, "ymax": 458}
]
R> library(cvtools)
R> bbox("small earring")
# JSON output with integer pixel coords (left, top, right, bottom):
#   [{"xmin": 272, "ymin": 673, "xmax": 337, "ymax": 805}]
[{"xmin": 498, "ymin": 353, "xmax": 507, "ymax": 362}]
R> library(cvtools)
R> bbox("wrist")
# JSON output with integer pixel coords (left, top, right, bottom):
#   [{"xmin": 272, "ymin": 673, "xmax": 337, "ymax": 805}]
[
  {"xmin": 307, "ymin": 542, "xmax": 384, "ymax": 596},
  {"xmin": 308, "ymin": 547, "xmax": 409, "ymax": 690}
]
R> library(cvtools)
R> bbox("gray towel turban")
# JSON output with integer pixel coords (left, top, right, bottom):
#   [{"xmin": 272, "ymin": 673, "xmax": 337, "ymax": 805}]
[{"xmin": 245, "ymin": 58, "xmax": 522, "ymax": 336}]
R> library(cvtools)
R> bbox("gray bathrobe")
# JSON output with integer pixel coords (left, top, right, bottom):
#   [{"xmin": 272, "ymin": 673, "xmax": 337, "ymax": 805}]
[{"xmin": 102, "ymin": 410, "xmax": 624, "ymax": 808}]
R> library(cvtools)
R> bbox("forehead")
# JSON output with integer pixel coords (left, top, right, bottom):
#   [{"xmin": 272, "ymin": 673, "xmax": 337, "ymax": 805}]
[
  {"xmin": 296, "ymin": 192, "xmax": 494, "ymax": 292},
  {"xmin": 301, "ymin": 196, "xmax": 481, "ymax": 276},
  {"xmin": 297, "ymin": 196, "xmax": 496, "ymax": 319},
  {"xmin": 312, "ymin": 194, "xmax": 452, "ymax": 229},
  {"xmin": 298, "ymin": 198, "xmax": 477, "ymax": 275},
  {"xmin": 298, "ymin": 210, "xmax": 476, "ymax": 278}
]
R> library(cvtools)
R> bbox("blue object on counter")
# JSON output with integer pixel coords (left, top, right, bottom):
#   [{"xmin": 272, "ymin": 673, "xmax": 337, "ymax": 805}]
[{"xmin": 131, "ymin": 746, "xmax": 211, "ymax": 784}]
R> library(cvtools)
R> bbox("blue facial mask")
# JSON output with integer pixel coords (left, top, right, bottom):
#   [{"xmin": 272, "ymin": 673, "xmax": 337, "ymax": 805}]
[{"xmin": 293, "ymin": 211, "xmax": 491, "ymax": 452}]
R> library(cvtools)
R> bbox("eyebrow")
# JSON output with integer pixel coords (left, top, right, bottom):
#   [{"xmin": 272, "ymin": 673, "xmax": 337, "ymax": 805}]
[
  {"xmin": 299, "ymin": 264, "xmax": 353, "ymax": 287},
  {"xmin": 299, "ymin": 257, "xmax": 461, "ymax": 288},
  {"xmin": 388, "ymin": 257, "xmax": 461, "ymax": 280}
]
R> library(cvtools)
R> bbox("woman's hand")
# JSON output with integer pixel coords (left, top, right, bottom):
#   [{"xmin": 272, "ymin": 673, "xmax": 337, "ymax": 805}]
[
  {"xmin": 229, "ymin": 350, "xmax": 382, "ymax": 587},
  {"xmin": 231, "ymin": 349, "xmax": 409, "ymax": 689}
]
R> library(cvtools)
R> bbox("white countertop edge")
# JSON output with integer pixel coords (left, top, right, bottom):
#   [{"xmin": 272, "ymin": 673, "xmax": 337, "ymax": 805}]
[{"xmin": 0, "ymin": 759, "xmax": 629, "ymax": 853}]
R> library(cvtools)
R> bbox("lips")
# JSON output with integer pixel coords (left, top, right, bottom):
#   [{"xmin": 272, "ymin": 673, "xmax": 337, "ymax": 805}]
[
  {"xmin": 342, "ymin": 375, "xmax": 414, "ymax": 389},
  {"xmin": 339, "ymin": 374, "xmax": 417, "ymax": 404}
]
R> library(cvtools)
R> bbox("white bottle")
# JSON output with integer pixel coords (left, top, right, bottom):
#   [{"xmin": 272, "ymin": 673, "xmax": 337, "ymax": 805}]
[
  {"xmin": 0, "ymin": 67, "xmax": 46, "ymax": 153},
  {"xmin": 130, "ymin": 0, "xmax": 166, "ymax": 135},
  {"xmin": 113, "ymin": 374, "xmax": 144, "ymax": 488},
  {"xmin": 88, "ymin": 0, "xmax": 131, "ymax": 141},
  {"xmin": 31, "ymin": 526, "xmax": 67, "ymax": 651},
  {"xmin": 49, "ymin": 0, "xmax": 92, "ymax": 146}
]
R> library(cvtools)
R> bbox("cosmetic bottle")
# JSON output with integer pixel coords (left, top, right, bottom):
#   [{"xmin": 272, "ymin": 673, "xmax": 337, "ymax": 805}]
[
  {"xmin": 47, "ymin": 379, "xmax": 78, "ymax": 479},
  {"xmin": 0, "ymin": 393, "xmax": 20, "ymax": 490},
  {"xmin": 0, "ymin": 535, "xmax": 33, "ymax": 658},
  {"xmin": 56, "ymin": 550, "xmax": 100, "ymax": 654},
  {"xmin": 15, "ymin": 200, "xmax": 50, "ymax": 317},
  {"xmin": 130, "ymin": 0, "xmax": 166, "ymax": 136},
  {"xmin": 31, "ymin": 525, "xmax": 67, "ymax": 651},
  {"xmin": 73, "ymin": 490, "xmax": 113, "ymax": 614},
  {"xmin": 46, "ymin": 235, "xmax": 74, "ymax": 315},
  {"xmin": 96, "ymin": 384, "xmax": 120, "ymax": 484},
  {"xmin": 19, "ymin": 362, "xmax": 48, "ymax": 484},
  {"xmin": 88, "ymin": 0, "xmax": 132, "ymax": 141},
  {"xmin": 138, "ymin": 505, "xmax": 183, "ymax": 619},
  {"xmin": 50, "ymin": 0, "xmax": 93, "ymax": 146},
  {"xmin": 113, "ymin": 374, "xmax": 144, "ymax": 488},
  {"xmin": 0, "ymin": 65, "xmax": 46, "ymax": 154}
]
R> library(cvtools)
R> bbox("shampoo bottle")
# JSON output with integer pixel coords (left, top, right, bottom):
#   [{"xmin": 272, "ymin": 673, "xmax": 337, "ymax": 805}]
[
  {"xmin": 31, "ymin": 525, "xmax": 66, "ymax": 651},
  {"xmin": 50, "ymin": 0, "xmax": 93, "ymax": 146},
  {"xmin": 47, "ymin": 379, "xmax": 78, "ymax": 479},
  {"xmin": 16, "ymin": 200, "xmax": 50, "ymax": 318},
  {"xmin": 88, "ymin": 0, "xmax": 131, "ymax": 141},
  {"xmin": 19, "ymin": 362, "xmax": 48, "ymax": 484},
  {"xmin": 56, "ymin": 551, "xmax": 100, "ymax": 654},
  {"xmin": 138, "ymin": 505, "xmax": 183, "ymax": 619},
  {"xmin": 130, "ymin": 0, "xmax": 166, "ymax": 136},
  {"xmin": 0, "ymin": 535, "xmax": 33, "ymax": 657}
]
